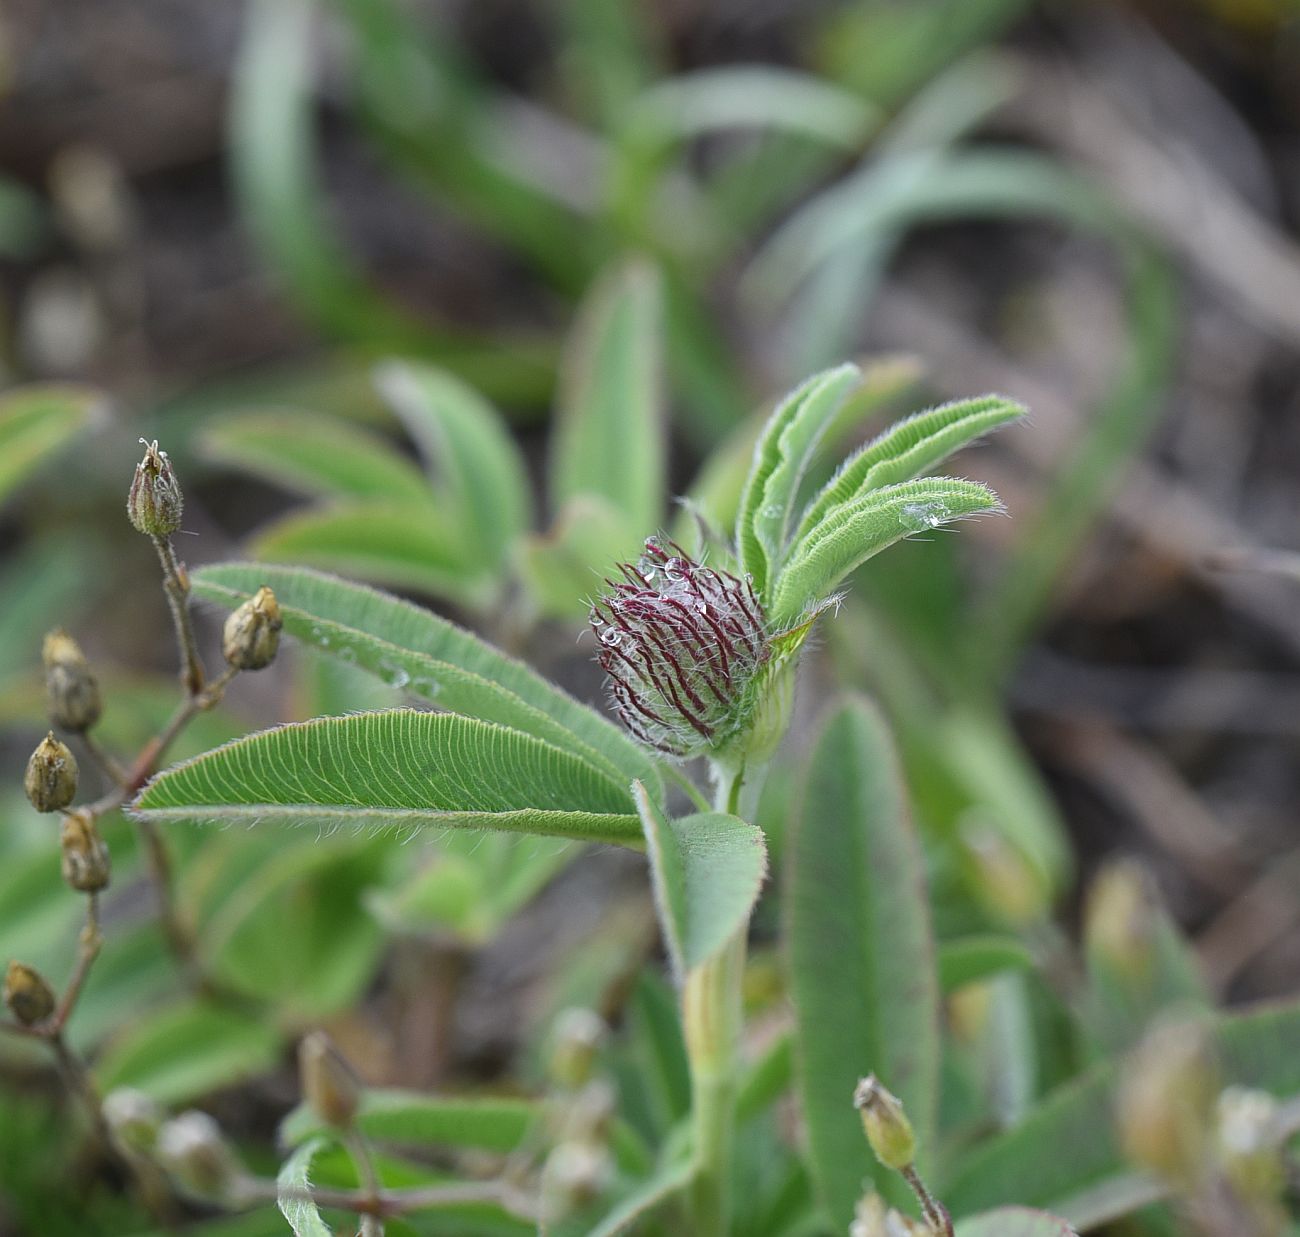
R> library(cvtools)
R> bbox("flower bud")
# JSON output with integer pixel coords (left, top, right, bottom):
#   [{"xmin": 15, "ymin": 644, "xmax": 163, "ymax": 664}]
[
  {"xmin": 1084, "ymin": 858, "xmax": 1155, "ymax": 986},
  {"xmin": 24, "ymin": 732, "xmax": 78, "ymax": 812},
  {"xmin": 548, "ymin": 1008, "xmax": 606, "ymax": 1091},
  {"xmin": 298, "ymin": 1031, "xmax": 360, "ymax": 1129},
  {"xmin": 4, "ymin": 960, "xmax": 56, "ymax": 1026},
  {"xmin": 1216, "ymin": 1087, "xmax": 1285, "ymax": 1201},
  {"xmin": 42, "ymin": 629, "xmax": 101, "ymax": 732},
  {"xmin": 60, "ymin": 809, "xmax": 111, "ymax": 893},
  {"xmin": 127, "ymin": 438, "xmax": 183, "ymax": 536},
  {"xmin": 851, "ymin": 1193, "xmax": 927, "ymax": 1237},
  {"xmin": 962, "ymin": 823, "xmax": 1047, "ymax": 925},
  {"xmin": 854, "ymin": 1075, "xmax": 916, "ymax": 1171},
  {"xmin": 590, "ymin": 538, "xmax": 771, "ymax": 759},
  {"xmin": 156, "ymin": 1111, "xmax": 240, "ymax": 1201},
  {"xmin": 222, "ymin": 586, "xmax": 282, "ymax": 671},
  {"xmin": 565, "ymin": 1079, "xmax": 616, "ymax": 1144},
  {"xmin": 104, "ymin": 1088, "xmax": 165, "ymax": 1154},
  {"xmin": 544, "ymin": 1141, "xmax": 612, "ymax": 1214}
]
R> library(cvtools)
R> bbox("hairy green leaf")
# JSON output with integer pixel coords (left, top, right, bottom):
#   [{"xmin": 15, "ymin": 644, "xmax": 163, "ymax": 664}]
[
  {"xmin": 955, "ymin": 1207, "xmax": 1076, "ymax": 1237},
  {"xmin": 192, "ymin": 563, "xmax": 659, "ymax": 793},
  {"xmin": 634, "ymin": 782, "xmax": 768, "ymax": 980},
  {"xmin": 0, "ymin": 384, "xmax": 102, "ymax": 506},
  {"xmin": 771, "ymin": 477, "xmax": 1000, "ymax": 625},
  {"xmin": 133, "ymin": 711, "xmax": 641, "ymax": 845},
  {"xmin": 277, "ymin": 1138, "xmax": 334, "ymax": 1237},
  {"xmin": 200, "ymin": 411, "xmax": 432, "ymax": 503},
  {"xmin": 375, "ymin": 360, "xmax": 532, "ymax": 567},
  {"xmin": 788, "ymin": 698, "xmax": 939, "ymax": 1227},
  {"xmin": 551, "ymin": 259, "xmax": 664, "ymax": 541},
  {"xmin": 939, "ymin": 936, "xmax": 1035, "ymax": 993},
  {"xmin": 796, "ymin": 395, "xmax": 1023, "ymax": 541},
  {"xmin": 735, "ymin": 363, "xmax": 860, "ymax": 599}
]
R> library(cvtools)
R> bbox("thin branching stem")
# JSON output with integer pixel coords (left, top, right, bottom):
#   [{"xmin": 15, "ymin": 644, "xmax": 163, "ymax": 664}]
[
  {"xmin": 151, "ymin": 533, "xmax": 205, "ymax": 697},
  {"xmin": 901, "ymin": 1164, "xmax": 954, "ymax": 1237},
  {"xmin": 346, "ymin": 1128, "xmax": 386, "ymax": 1237},
  {"xmin": 53, "ymin": 893, "xmax": 103, "ymax": 1032},
  {"xmin": 79, "ymin": 732, "xmax": 128, "ymax": 788}
]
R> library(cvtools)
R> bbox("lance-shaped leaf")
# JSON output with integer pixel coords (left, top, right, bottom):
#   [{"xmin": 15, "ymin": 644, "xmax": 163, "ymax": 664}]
[
  {"xmin": 735, "ymin": 363, "xmax": 860, "ymax": 600},
  {"xmin": 192, "ymin": 563, "xmax": 660, "ymax": 794},
  {"xmin": 277, "ymin": 1138, "xmax": 333, "ymax": 1237},
  {"xmin": 634, "ymin": 782, "xmax": 767, "ymax": 981},
  {"xmin": 795, "ymin": 394, "xmax": 1024, "ymax": 542},
  {"xmin": 551, "ymin": 259, "xmax": 665, "ymax": 541},
  {"xmin": 375, "ymin": 360, "xmax": 532, "ymax": 568},
  {"xmin": 0, "ymin": 384, "xmax": 103, "ymax": 506},
  {"xmin": 131, "ymin": 711, "xmax": 642, "ymax": 846},
  {"xmin": 788, "ymin": 697, "xmax": 939, "ymax": 1228},
  {"xmin": 771, "ymin": 477, "xmax": 1000, "ymax": 625},
  {"xmin": 955, "ymin": 1207, "xmax": 1077, "ymax": 1237}
]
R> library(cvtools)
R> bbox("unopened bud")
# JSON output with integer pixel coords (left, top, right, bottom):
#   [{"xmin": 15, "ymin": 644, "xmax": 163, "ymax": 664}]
[
  {"xmin": 104, "ymin": 1088, "xmax": 165, "ymax": 1154},
  {"xmin": 1084, "ymin": 859, "xmax": 1155, "ymax": 985},
  {"xmin": 222, "ymin": 586, "xmax": 282, "ymax": 671},
  {"xmin": 565, "ymin": 1079, "xmax": 616, "ymax": 1143},
  {"xmin": 548, "ymin": 1008, "xmax": 606, "ymax": 1090},
  {"xmin": 156, "ymin": 1111, "xmax": 240, "ymax": 1200},
  {"xmin": 42, "ymin": 629, "xmax": 101, "ymax": 732},
  {"xmin": 851, "ymin": 1193, "xmax": 927, "ymax": 1237},
  {"xmin": 24, "ymin": 732, "xmax": 78, "ymax": 812},
  {"xmin": 4, "ymin": 960, "xmax": 56, "ymax": 1026},
  {"xmin": 545, "ymin": 1141, "xmax": 612, "ymax": 1213},
  {"xmin": 963, "ymin": 823, "xmax": 1047, "ymax": 925},
  {"xmin": 60, "ymin": 809, "xmax": 110, "ymax": 892},
  {"xmin": 854, "ymin": 1075, "xmax": 916, "ymax": 1171},
  {"xmin": 298, "ymin": 1031, "xmax": 360, "ymax": 1128},
  {"xmin": 127, "ymin": 438, "xmax": 183, "ymax": 536},
  {"xmin": 1117, "ymin": 1016, "xmax": 1219, "ymax": 1184},
  {"xmin": 1216, "ymin": 1087, "xmax": 1284, "ymax": 1200}
]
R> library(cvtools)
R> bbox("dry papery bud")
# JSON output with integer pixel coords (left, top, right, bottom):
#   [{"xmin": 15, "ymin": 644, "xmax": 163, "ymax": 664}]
[
  {"xmin": 4, "ymin": 960, "xmax": 56, "ymax": 1026},
  {"xmin": 223, "ymin": 586, "xmax": 282, "ymax": 671},
  {"xmin": 127, "ymin": 438, "xmax": 183, "ymax": 537},
  {"xmin": 298, "ymin": 1030, "xmax": 360, "ymax": 1129},
  {"xmin": 24, "ymin": 731, "xmax": 78, "ymax": 813},
  {"xmin": 60, "ymin": 809, "xmax": 110, "ymax": 893},
  {"xmin": 854, "ymin": 1075, "xmax": 916, "ymax": 1172},
  {"xmin": 548, "ymin": 1008, "xmax": 607, "ymax": 1091},
  {"xmin": 156, "ymin": 1110, "xmax": 241, "ymax": 1201},
  {"xmin": 103, "ymin": 1088, "xmax": 165, "ymax": 1154},
  {"xmin": 590, "ymin": 538, "xmax": 770, "ymax": 759},
  {"xmin": 42, "ymin": 628, "xmax": 101, "ymax": 732}
]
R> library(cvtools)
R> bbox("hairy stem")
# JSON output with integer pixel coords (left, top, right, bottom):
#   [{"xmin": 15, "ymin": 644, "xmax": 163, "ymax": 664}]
[
  {"xmin": 901, "ymin": 1164, "xmax": 954, "ymax": 1237},
  {"xmin": 151, "ymin": 534, "xmax": 205, "ymax": 697},
  {"xmin": 346, "ymin": 1128, "xmax": 386, "ymax": 1237}
]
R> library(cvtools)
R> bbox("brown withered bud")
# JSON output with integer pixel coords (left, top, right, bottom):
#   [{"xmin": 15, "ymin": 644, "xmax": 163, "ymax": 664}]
[
  {"xmin": 60, "ymin": 809, "xmax": 111, "ymax": 893},
  {"xmin": 24, "ymin": 732, "xmax": 78, "ymax": 812},
  {"xmin": 4, "ymin": 960, "xmax": 56, "ymax": 1026},
  {"xmin": 222, "ymin": 587, "xmax": 282, "ymax": 671},
  {"xmin": 127, "ymin": 438, "xmax": 183, "ymax": 536},
  {"xmin": 42, "ymin": 629, "xmax": 101, "ymax": 732},
  {"xmin": 298, "ymin": 1031, "xmax": 360, "ymax": 1128}
]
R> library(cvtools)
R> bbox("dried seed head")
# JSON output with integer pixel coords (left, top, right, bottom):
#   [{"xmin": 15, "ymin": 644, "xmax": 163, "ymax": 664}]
[
  {"xmin": 298, "ymin": 1030, "xmax": 360, "ymax": 1128},
  {"xmin": 854, "ymin": 1075, "xmax": 916, "ymax": 1172},
  {"xmin": 548, "ymin": 1008, "xmax": 607, "ymax": 1091},
  {"xmin": 24, "ymin": 732, "xmax": 78, "ymax": 813},
  {"xmin": 4, "ymin": 960, "xmax": 56, "ymax": 1026},
  {"xmin": 127, "ymin": 438, "xmax": 183, "ymax": 536},
  {"xmin": 222, "ymin": 586, "xmax": 282, "ymax": 671},
  {"xmin": 60, "ymin": 809, "xmax": 111, "ymax": 892},
  {"xmin": 104, "ymin": 1088, "xmax": 165, "ymax": 1154},
  {"xmin": 42, "ymin": 629, "xmax": 101, "ymax": 732},
  {"xmin": 156, "ymin": 1110, "xmax": 241, "ymax": 1201},
  {"xmin": 589, "ymin": 539, "xmax": 770, "ymax": 759}
]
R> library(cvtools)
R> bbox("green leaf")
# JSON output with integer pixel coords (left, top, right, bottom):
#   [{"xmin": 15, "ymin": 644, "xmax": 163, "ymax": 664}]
[
  {"xmin": 247, "ymin": 503, "xmax": 496, "ymax": 610},
  {"xmin": 0, "ymin": 384, "xmax": 103, "ymax": 506},
  {"xmin": 582, "ymin": 1156, "xmax": 694, "ymax": 1237},
  {"xmin": 939, "ymin": 936, "xmax": 1035, "ymax": 993},
  {"xmin": 788, "ymin": 697, "xmax": 939, "ymax": 1227},
  {"xmin": 375, "ymin": 360, "xmax": 532, "ymax": 568},
  {"xmin": 277, "ymin": 1138, "xmax": 334, "ymax": 1237},
  {"xmin": 191, "ymin": 562, "xmax": 658, "ymax": 793},
  {"xmin": 955, "ymin": 1207, "xmax": 1076, "ymax": 1237},
  {"xmin": 200, "ymin": 411, "xmax": 433, "ymax": 503},
  {"xmin": 735, "ymin": 363, "xmax": 860, "ymax": 600},
  {"xmin": 551, "ymin": 259, "xmax": 665, "ymax": 540},
  {"xmin": 633, "ymin": 782, "xmax": 768, "ymax": 980},
  {"xmin": 280, "ymin": 1090, "xmax": 535, "ymax": 1154},
  {"xmin": 518, "ymin": 495, "xmax": 639, "ymax": 621},
  {"xmin": 132, "ymin": 710, "xmax": 642, "ymax": 845},
  {"xmin": 771, "ymin": 477, "xmax": 1001, "ymax": 626},
  {"xmin": 94, "ymin": 1000, "xmax": 282, "ymax": 1104},
  {"xmin": 796, "ymin": 395, "xmax": 1024, "ymax": 542}
]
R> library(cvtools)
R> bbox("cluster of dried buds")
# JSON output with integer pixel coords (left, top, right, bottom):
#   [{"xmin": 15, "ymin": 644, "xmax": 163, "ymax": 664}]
[{"xmin": 589, "ymin": 539, "xmax": 770, "ymax": 759}]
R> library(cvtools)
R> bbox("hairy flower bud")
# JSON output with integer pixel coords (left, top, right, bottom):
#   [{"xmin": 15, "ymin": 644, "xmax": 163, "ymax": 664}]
[
  {"xmin": 127, "ymin": 438, "xmax": 183, "ymax": 536},
  {"xmin": 854, "ymin": 1076, "xmax": 916, "ymax": 1172},
  {"xmin": 24, "ymin": 732, "xmax": 78, "ymax": 812},
  {"xmin": 298, "ymin": 1030, "xmax": 360, "ymax": 1128},
  {"xmin": 42, "ymin": 629, "xmax": 101, "ymax": 732},
  {"xmin": 590, "ymin": 539, "xmax": 770, "ymax": 758},
  {"xmin": 548, "ymin": 1008, "xmax": 606, "ymax": 1091},
  {"xmin": 222, "ymin": 586, "xmax": 282, "ymax": 671},
  {"xmin": 104, "ymin": 1088, "xmax": 165, "ymax": 1154},
  {"xmin": 4, "ymin": 960, "xmax": 56, "ymax": 1026},
  {"xmin": 60, "ymin": 809, "xmax": 111, "ymax": 892},
  {"xmin": 156, "ymin": 1111, "xmax": 241, "ymax": 1201}
]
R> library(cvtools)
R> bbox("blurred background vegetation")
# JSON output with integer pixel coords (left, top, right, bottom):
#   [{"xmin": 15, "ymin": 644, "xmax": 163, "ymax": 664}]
[{"xmin": 3, "ymin": 0, "xmax": 1300, "ymax": 1233}]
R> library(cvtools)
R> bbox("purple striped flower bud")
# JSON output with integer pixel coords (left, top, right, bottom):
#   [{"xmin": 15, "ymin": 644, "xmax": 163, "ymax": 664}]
[{"xmin": 590, "ymin": 539, "xmax": 770, "ymax": 759}]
